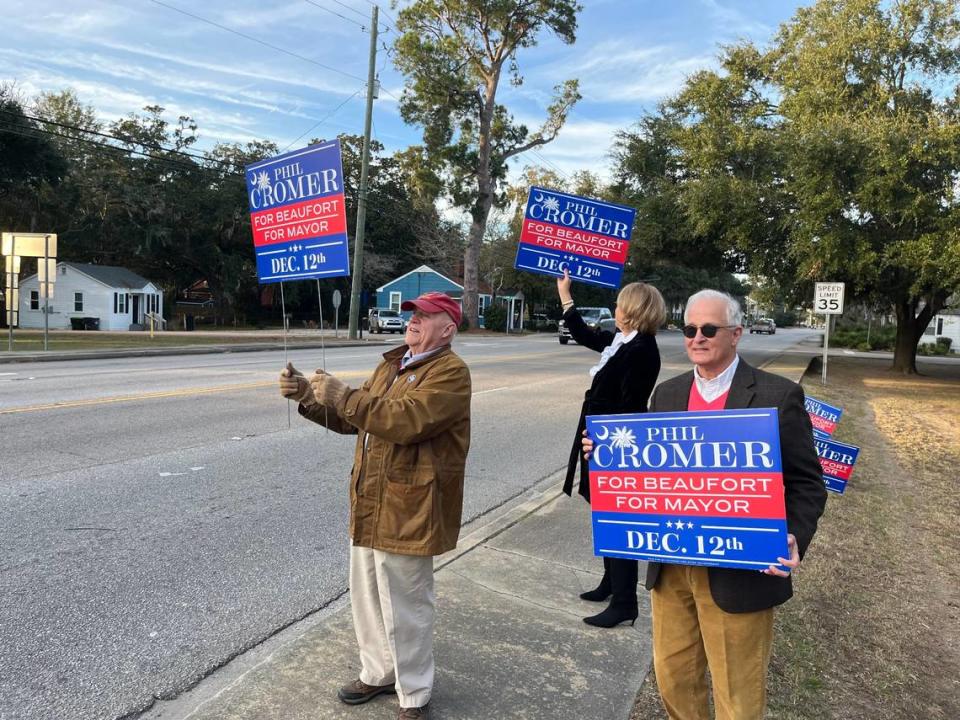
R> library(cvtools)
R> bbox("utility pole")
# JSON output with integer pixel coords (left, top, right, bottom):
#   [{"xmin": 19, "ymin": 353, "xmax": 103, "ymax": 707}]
[{"xmin": 348, "ymin": 4, "xmax": 378, "ymax": 339}]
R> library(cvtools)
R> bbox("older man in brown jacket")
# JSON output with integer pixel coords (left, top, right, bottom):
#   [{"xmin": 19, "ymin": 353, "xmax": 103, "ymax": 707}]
[{"xmin": 279, "ymin": 292, "xmax": 470, "ymax": 720}]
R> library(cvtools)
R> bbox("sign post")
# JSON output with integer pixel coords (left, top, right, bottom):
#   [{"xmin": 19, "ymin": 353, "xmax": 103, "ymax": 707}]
[
  {"xmin": 814, "ymin": 282, "xmax": 845, "ymax": 384},
  {"xmin": 2, "ymin": 232, "xmax": 58, "ymax": 351},
  {"xmin": 332, "ymin": 289, "xmax": 342, "ymax": 338}
]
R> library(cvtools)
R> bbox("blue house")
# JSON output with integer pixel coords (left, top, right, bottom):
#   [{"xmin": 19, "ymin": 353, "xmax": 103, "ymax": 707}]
[
  {"xmin": 376, "ymin": 264, "xmax": 524, "ymax": 328},
  {"xmin": 375, "ymin": 265, "xmax": 463, "ymax": 314}
]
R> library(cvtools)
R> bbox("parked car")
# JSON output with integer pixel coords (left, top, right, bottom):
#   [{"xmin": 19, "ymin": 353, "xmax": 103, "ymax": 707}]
[
  {"xmin": 558, "ymin": 307, "xmax": 613, "ymax": 344},
  {"xmin": 750, "ymin": 317, "xmax": 777, "ymax": 334},
  {"xmin": 368, "ymin": 308, "xmax": 406, "ymax": 334}
]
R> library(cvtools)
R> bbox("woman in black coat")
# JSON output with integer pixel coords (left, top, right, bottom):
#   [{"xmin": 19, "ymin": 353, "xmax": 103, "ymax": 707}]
[{"xmin": 558, "ymin": 270, "xmax": 665, "ymax": 627}]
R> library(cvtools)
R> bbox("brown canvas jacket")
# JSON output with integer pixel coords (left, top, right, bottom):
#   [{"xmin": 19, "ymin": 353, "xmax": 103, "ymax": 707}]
[{"xmin": 299, "ymin": 344, "xmax": 471, "ymax": 556}]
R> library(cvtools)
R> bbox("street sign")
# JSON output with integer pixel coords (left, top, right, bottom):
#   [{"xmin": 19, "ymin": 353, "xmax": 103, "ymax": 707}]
[
  {"xmin": 332, "ymin": 289, "xmax": 341, "ymax": 308},
  {"xmin": 514, "ymin": 186, "xmax": 635, "ymax": 289},
  {"xmin": 814, "ymin": 282, "xmax": 845, "ymax": 314},
  {"xmin": 1, "ymin": 233, "xmax": 57, "ymax": 258},
  {"xmin": 586, "ymin": 408, "xmax": 789, "ymax": 571},
  {"xmin": 246, "ymin": 141, "xmax": 350, "ymax": 283}
]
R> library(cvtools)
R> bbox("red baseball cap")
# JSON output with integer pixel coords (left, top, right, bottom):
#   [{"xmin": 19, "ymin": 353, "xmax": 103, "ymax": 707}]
[{"xmin": 401, "ymin": 292, "xmax": 462, "ymax": 326}]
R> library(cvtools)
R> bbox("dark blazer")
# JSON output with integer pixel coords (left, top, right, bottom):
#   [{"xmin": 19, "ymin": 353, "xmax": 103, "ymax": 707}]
[
  {"xmin": 562, "ymin": 307, "xmax": 661, "ymax": 501},
  {"xmin": 644, "ymin": 358, "xmax": 828, "ymax": 613}
]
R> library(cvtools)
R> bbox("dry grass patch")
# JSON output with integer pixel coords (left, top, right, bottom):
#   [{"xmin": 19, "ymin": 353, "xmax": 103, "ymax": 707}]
[{"xmin": 632, "ymin": 357, "xmax": 960, "ymax": 720}]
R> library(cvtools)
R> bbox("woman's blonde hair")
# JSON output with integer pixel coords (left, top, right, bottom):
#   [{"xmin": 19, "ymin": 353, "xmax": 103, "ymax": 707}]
[{"xmin": 617, "ymin": 282, "xmax": 666, "ymax": 335}]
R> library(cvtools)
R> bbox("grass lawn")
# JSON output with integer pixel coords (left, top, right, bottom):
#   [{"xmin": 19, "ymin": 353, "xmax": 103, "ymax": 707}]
[{"xmin": 630, "ymin": 356, "xmax": 960, "ymax": 720}]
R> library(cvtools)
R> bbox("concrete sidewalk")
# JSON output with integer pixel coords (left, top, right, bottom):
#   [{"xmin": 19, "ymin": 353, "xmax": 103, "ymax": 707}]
[{"xmin": 145, "ymin": 484, "xmax": 650, "ymax": 720}]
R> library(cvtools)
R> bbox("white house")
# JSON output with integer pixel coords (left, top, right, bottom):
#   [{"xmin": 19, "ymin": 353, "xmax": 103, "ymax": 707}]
[
  {"xmin": 18, "ymin": 261, "xmax": 163, "ymax": 331},
  {"xmin": 923, "ymin": 309, "xmax": 960, "ymax": 349}
]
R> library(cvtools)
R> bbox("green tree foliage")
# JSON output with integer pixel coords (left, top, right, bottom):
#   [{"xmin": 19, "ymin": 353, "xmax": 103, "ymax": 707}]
[
  {"xmin": 0, "ymin": 87, "xmax": 462, "ymax": 326},
  {"xmin": 393, "ymin": 0, "xmax": 582, "ymax": 328},
  {"xmin": 632, "ymin": 0, "xmax": 960, "ymax": 373}
]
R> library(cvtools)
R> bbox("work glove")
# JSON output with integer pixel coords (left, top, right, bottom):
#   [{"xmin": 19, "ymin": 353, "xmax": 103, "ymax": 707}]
[
  {"xmin": 309, "ymin": 368, "xmax": 351, "ymax": 407},
  {"xmin": 279, "ymin": 362, "xmax": 317, "ymax": 405}
]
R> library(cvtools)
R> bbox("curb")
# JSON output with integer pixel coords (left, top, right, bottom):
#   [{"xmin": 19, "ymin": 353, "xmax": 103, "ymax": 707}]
[{"xmin": 0, "ymin": 340, "xmax": 386, "ymax": 365}]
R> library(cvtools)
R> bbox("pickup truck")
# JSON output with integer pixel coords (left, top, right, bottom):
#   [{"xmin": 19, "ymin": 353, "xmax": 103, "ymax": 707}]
[
  {"xmin": 558, "ymin": 307, "xmax": 614, "ymax": 344},
  {"xmin": 750, "ymin": 318, "xmax": 776, "ymax": 334}
]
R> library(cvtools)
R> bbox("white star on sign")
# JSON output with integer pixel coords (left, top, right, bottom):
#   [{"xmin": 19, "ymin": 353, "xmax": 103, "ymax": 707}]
[
  {"xmin": 686, "ymin": 521, "xmax": 694, "ymax": 529},
  {"xmin": 666, "ymin": 521, "xmax": 673, "ymax": 529}
]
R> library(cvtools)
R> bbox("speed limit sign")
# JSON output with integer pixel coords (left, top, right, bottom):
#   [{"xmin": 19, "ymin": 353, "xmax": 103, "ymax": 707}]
[{"xmin": 814, "ymin": 282, "xmax": 845, "ymax": 315}]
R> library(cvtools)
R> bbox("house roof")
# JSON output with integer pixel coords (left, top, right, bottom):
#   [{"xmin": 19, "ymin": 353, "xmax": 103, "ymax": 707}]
[
  {"xmin": 376, "ymin": 265, "xmax": 463, "ymax": 292},
  {"xmin": 61, "ymin": 262, "xmax": 154, "ymax": 290}
]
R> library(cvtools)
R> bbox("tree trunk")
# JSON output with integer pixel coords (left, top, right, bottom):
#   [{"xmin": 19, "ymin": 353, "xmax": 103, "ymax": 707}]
[
  {"xmin": 891, "ymin": 301, "xmax": 919, "ymax": 374},
  {"xmin": 891, "ymin": 294, "xmax": 944, "ymax": 374}
]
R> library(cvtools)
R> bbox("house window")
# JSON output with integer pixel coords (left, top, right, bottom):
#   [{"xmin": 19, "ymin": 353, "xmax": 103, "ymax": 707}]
[
  {"xmin": 74, "ymin": 292, "xmax": 83, "ymax": 312},
  {"xmin": 114, "ymin": 292, "xmax": 128, "ymax": 314},
  {"xmin": 937, "ymin": 317, "xmax": 944, "ymax": 336},
  {"xmin": 30, "ymin": 290, "xmax": 39, "ymax": 310},
  {"xmin": 389, "ymin": 291, "xmax": 401, "ymax": 312}
]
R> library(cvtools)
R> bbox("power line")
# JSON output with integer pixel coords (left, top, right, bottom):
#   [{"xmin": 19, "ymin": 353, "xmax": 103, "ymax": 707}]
[
  {"xmin": 329, "ymin": 0, "xmax": 369, "ymax": 20},
  {"xmin": 0, "ymin": 108, "xmax": 234, "ymax": 168},
  {"xmin": 0, "ymin": 122, "xmax": 223, "ymax": 173},
  {"xmin": 148, "ymin": 0, "xmax": 366, "ymax": 83},
  {"xmin": 362, "ymin": 0, "xmax": 398, "ymax": 31},
  {"xmin": 302, "ymin": 0, "xmax": 367, "ymax": 30},
  {"xmin": 282, "ymin": 89, "xmax": 362, "ymax": 151}
]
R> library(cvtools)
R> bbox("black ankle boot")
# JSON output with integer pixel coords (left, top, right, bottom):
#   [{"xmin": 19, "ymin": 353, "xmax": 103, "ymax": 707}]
[
  {"xmin": 583, "ymin": 603, "xmax": 638, "ymax": 628},
  {"xmin": 579, "ymin": 585, "xmax": 611, "ymax": 602}
]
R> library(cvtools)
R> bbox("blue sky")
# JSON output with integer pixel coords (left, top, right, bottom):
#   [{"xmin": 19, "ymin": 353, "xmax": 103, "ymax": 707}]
[{"xmin": 0, "ymin": 0, "xmax": 809, "ymax": 181}]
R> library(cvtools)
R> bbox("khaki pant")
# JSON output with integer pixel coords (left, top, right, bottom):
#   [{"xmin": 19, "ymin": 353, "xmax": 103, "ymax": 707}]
[
  {"xmin": 350, "ymin": 545, "xmax": 435, "ymax": 709},
  {"xmin": 651, "ymin": 564, "xmax": 774, "ymax": 720}
]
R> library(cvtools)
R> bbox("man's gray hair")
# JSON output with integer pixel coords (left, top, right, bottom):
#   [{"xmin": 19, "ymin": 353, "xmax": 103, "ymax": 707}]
[{"xmin": 684, "ymin": 289, "xmax": 744, "ymax": 327}]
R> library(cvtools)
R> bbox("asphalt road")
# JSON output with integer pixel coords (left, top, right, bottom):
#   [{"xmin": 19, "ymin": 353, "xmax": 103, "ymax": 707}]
[{"xmin": 0, "ymin": 328, "xmax": 818, "ymax": 720}]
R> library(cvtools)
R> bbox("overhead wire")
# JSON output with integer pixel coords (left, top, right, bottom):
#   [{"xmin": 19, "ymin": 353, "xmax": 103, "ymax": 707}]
[
  {"xmin": 302, "ymin": 0, "xmax": 367, "ymax": 30},
  {"xmin": 282, "ymin": 89, "xmax": 363, "ymax": 152},
  {"xmin": 147, "ymin": 0, "xmax": 366, "ymax": 82}
]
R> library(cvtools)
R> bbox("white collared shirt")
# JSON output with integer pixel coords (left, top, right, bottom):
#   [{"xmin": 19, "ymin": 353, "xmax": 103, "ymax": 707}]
[
  {"xmin": 401, "ymin": 345, "xmax": 446, "ymax": 369},
  {"xmin": 693, "ymin": 354, "xmax": 740, "ymax": 403},
  {"xmin": 589, "ymin": 329, "xmax": 638, "ymax": 378}
]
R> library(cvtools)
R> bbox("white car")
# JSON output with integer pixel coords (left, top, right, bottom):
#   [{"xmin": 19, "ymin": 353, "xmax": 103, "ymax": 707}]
[{"xmin": 369, "ymin": 309, "xmax": 406, "ymax": 334}]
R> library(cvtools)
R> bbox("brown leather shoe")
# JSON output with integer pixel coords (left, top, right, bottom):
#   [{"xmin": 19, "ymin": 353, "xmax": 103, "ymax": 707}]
[
  {"xmin": 397, "ymin": 706, "xmax": 428, "ymax": 719},
  {"xmin": 337, "ymin": 678, "xmax": 395, "ymax": 705}
]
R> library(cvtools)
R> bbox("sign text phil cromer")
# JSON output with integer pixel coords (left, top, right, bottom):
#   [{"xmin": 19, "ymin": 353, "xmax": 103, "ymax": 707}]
[
  {"xmin": 245, "ymin": 141, "xmax": 350, "ymax": 283},
  {"xmin": 586, "ymin": 409, "xmax": 789, "ymax": 570},
  {"xmin": 514, "ymin": 186, "xmax": 635, "ymax": 288}
]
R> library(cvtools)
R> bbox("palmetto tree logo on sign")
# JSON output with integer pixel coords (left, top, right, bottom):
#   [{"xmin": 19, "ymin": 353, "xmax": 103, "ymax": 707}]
[
  {"xmin": 532, "ymin": 192, "xmax": 560, "ymax": 214},
  {"xmin": 610, "ymin": 426, "xmax": 637, "ymax": 450},
  {"xmin": 251, "ymin": 171, "xmax": 271, "ymax": 192}
]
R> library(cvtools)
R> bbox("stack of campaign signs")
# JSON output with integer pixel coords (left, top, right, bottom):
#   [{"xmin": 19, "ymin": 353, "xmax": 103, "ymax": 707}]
[{"xmin": 805, "ymin": 396, "xmax": 861, "ymax": 494}]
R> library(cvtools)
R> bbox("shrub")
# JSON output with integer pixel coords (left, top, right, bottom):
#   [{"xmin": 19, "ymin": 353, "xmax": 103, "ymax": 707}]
[
  {"xmin": 855, "ymin": 341, "xmax": 871, "ymax": 352},
  {"xmin": 935, "ymin": 337, "xmax": 952, "ymax": 352},
  {"xmin": 772, "ymin": 311, "xmax": 797, "ymax": 327},
  {"xmin": 483, "ymin": 304, "xmax": 508, "ymax": 332}
]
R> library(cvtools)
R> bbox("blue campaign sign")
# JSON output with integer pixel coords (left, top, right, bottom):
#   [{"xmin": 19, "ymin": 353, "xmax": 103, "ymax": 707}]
[
  {"xmin": 515, "ymin": 186, "xmax": 636, "ymax": 289},
  {"xmin": 246, "ymin": 141, "xmax": 350, "ymax": 283},
  {"xmin": 814, "ymin": 435, "xmax": 861, "ymax": 494},
  {"xmin": 586, "ymin": 408, "xmax": 789, "ymax": 571},
  {"xmin": 805, "ymin": 395, "xmax": 843, "ymax": 437}
]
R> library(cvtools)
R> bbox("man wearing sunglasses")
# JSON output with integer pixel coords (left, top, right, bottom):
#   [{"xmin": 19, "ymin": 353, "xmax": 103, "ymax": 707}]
[{"xmin": 584, "ymin": 289, "xmax": 826, "ymax": 719}]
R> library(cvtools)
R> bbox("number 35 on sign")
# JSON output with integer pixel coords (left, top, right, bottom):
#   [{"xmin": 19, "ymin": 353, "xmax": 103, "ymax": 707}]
[{"xmin": 814, "ymin": 282, "xmax": 845, "ymax": 315}]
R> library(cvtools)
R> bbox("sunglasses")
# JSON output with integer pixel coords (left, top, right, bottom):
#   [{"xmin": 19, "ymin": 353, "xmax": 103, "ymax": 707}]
[{"xmin": 682, "ymin": 324, "xmax": 735, "ymax": 339}]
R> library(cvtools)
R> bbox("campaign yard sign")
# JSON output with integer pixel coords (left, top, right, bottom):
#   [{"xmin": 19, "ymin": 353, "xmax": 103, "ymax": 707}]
[
  {"xmin": 814, "ymin": 435, "xmax": 860, "ymax": 494},
  {"xmin": 514, "ymin": 186, "xmax": 635, "ymax": 289},
  {"xmin": 246, "ymin": 141, "xmax": 349, "ymax": 283},
  {"xmin": 586, "ymin": 409, "xmax": 789, "ymax": 571},
  {"xmin": 805, "ymin": 395, "xmax": 843, "ymax": 438}
]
